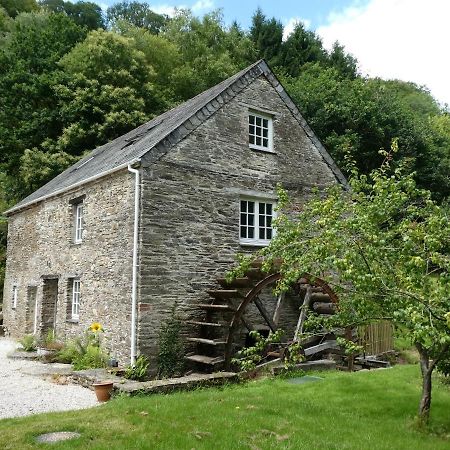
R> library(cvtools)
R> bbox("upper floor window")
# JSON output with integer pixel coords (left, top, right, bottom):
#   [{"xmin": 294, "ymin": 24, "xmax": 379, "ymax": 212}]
[
  {"xmin": 240, "ymin": 199, "xmax": 275, "ymax": 246},
  {"xmin": 248, "ymin": 111, "xmax": 273, "ymax": 152},
  {"xmin": 12, "ymin": 285, "xmax": 18, "ymax": 309},
  {"xmin": 74, "ymin": 202, "xmax": 83, "ymax": 243}
]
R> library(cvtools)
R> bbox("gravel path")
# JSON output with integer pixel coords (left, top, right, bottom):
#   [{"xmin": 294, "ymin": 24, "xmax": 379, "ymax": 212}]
[{"xmin": 0, "ymin": 338, "xmax": 98, "ymax": 420}]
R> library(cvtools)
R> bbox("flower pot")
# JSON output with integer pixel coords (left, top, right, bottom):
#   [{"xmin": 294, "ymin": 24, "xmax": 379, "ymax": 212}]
[{"xmin": 93, "ymin": 381, "xmax": 114, "ymax": 402}]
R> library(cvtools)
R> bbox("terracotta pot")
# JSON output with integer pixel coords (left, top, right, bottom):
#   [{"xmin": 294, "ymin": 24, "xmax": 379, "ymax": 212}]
[{"xmin": 93, "ymin": 381, "xmax": 114, "ymax": 402}]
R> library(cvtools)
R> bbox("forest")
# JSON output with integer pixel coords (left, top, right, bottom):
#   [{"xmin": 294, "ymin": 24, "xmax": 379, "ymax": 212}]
[{"xmin": 0, "ymin": 0, "xmax": 449, "ymax": 301}]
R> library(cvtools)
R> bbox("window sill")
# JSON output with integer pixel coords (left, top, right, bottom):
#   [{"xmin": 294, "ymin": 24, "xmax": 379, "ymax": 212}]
[
  {"xmin": 240, "ymin": 241, "xmax": 271, "ymax": 248},
  {"xmin": 249, "ymin": 145, "xmax": 276, "ymax": 154},
  {"xmin": 66, "ymin": 319, "xmax": 79, "ymax": 324}
]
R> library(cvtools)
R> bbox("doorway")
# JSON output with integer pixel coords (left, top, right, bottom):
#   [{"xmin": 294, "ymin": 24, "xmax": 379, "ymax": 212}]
[{"xmin": 41, "ymin": 278, "xmax": 59, "ymax": 337}]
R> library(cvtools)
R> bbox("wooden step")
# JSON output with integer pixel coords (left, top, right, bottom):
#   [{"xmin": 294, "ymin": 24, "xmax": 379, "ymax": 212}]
[
  {"xmin": 304, "ymin": 340, "xmax": 339, "ymax": 357},
  {"xmin": 217, "ymin": 277, "xmax": 252, "ymax": 288},
  {"xmin": 197, "ymin": 303, "xmax": 235, "ymax": 312},
  {"xmin": 187, "ymin": 320, "xmax": 226, "ymax": 328},
  {"xmin": 185, "ymin": 354, "xmax": 225, "ymax": 365},
  {"xmin": 311, "ymin": 292, "xmax": 330, "ymax": 302},
  {"xmin": 245, "ymin": 268, "xmax": 264, "ymax": 279},
  {"xmin": 312, "ymin": 302, "xmax": 336, "ymax": 314},
  {"xmin": 186, "ymin": 337, "xmax": 226, "ymax": 346},
  {"xmin": 207, "ymin": 289, "xmax": 241, "ymax": 300}
]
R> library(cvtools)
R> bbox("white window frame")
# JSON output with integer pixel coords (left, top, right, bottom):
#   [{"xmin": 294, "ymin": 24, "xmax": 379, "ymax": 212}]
[
  {"xmin": 74, "ymin": 202, "xmax": 83, "ymax": 243},
  {"xmin": 239, "ymin": 198, "xmax": 276, "ymax": 246},
  {"xmin": 248, "ymin": 110, "xmax": 274, "ymax": 152},
  {"xmin": 71, "ymin": 279, "xmax": 80, "ymax": 321},
  {"xmin": 12, "ymin": 285, "xmax": 18, "ymax": 309}
]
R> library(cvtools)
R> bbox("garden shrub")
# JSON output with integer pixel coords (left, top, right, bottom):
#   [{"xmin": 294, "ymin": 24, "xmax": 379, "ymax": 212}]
[{"xmin": 157, "ymin": 304, "xmax": 185, "ymax": 378}]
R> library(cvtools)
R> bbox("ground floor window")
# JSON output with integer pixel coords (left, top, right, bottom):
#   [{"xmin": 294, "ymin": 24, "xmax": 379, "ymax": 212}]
[
  {"xmin": 68, "ymin": 279, "xmax": 80, "ymax": 321},
  {"xmin": 240, "ymin": 198, "xmax": 275, "ymax": 246},
  {"xmin": 12, "ymin": 285, "xmax": 18, "ymax": 309}
]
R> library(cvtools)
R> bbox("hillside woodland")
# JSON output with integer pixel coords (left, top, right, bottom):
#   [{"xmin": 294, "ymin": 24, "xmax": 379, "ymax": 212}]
[{"xmin": 0, "ymin": 0, "xmax": 449, "ymax": 302}]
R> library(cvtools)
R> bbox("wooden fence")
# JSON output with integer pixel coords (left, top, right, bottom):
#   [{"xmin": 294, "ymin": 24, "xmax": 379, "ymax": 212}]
[{"xmin": 357, "ymin": 321, "xmax": 394, "ymax": 355}]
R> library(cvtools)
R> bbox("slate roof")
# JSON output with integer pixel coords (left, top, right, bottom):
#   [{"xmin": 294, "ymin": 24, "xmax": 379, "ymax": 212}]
[{"xmin": 6, "ymin": 59, "xmax": 346, "ymax": 215}]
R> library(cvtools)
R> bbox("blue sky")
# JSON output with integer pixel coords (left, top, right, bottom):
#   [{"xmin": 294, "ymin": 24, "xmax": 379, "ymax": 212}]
[
  {"xmin": 98, "ymin": 0, "xmax": 366, "ymax": 30},
  {"xmin": 96, "ymin": 0, "xmax": 450, "ymax": 106}
]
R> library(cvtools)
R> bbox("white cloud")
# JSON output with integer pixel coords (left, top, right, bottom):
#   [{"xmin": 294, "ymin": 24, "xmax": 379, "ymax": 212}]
[
  {"xmin": 150, "ymin": 4, "xmax": 183, "ymax": 17},
  {"xmin": 191, "ymin": 0, "xmax": 214, "ymax": 12},
  {"xmin": 283, "ymin": 17, "xmax": 311, "ymax": 41},
  {"xmin": 317, "ymin": 0, "xmax": 450, "ymax": 106},
  {"xmin": 150, "ymin": 1, "xmax": 213, "ymax": 17}
]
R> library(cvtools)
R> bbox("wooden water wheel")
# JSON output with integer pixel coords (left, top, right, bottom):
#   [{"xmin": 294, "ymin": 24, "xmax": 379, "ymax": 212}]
[{"xmin": 185, "ymin": 258, "xmax": 339, "ymax": 372}]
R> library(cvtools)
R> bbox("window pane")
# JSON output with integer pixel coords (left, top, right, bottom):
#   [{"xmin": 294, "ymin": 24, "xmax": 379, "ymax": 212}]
[
  {"xmin": 240, "ymin": 226, "xmax": 247, "ymax": 238},
  {"xmin": 240, "ymin": 213, "xmax": 247, "ymax": 225},
  {"xmin": 249, "ymin": 115, "xmax": 255, "ymax": 125},
  {"xmin": 263, "ymin": 138, "xmax": 268, "ymax": 147},
  {"xmin": 262, "ymin": 118, "xmax": 268, "ymax": 128},
  {"xmin": 249, "ymin": 135, "xmax": 255, "ymax": 144},
  {"xmin": 263, "ymin": 128, "xmax": 268, "ymax": 138},
  {"xmin": 259, "ymin": 203, "xmax": 265, "ymax": 215},
  {"xmin": 256, "ymin": 117, "xmax": 261, "ymax": 126},
  {"xmin": 249, "ymin": 125, "xmax": 255, "ymax": 134},
  {"xmin": 240, "ymin": 200, "xmax": 247, "ymax": 212},
  {"xmin": 267, "ymin": 216, "xmax": 272, "ymax": 227},
  {"xmin": 259, "ymin": 215, "xmax": 265, "ymax": 227},
  {"xmin": 256, "ymin": 137, "xmax": 261, "ymax": 146},
  {"xmin": 248, "ymin": 201, "xmax": 254, "ymax": 213},
  {"xmin": 267, "ymin": 229, "xmax": 272, "ymax": 239},
  {"xmin": 259, "ymin": 228, "xmax": 265, "ymax": 239},
  {"xmin": 248, "ymin": 214, "xmax": 254, "ymax": 226},
  {"xmin": 267, "ymin": 204, "xmax": 272, "ymax": 215},
  {"xmin": 248, "ymin": 227, "xmax": 254, "ymax": 238}
]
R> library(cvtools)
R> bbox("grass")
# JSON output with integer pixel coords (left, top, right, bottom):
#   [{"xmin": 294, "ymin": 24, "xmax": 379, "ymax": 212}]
[{"xmin": 0, "ymin": 365, "xmax": 449, "ymax": 449}]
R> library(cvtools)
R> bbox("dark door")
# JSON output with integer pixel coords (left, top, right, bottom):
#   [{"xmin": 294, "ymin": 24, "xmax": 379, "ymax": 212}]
[{"xmin": 41, "ymin": 278, "xmax": 58, "ymax": 337}]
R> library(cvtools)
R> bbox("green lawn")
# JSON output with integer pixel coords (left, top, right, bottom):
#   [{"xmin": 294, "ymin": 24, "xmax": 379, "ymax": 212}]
[{"xmin": 1, "ymin": 365, "xmax": 449, "ymax": 450}]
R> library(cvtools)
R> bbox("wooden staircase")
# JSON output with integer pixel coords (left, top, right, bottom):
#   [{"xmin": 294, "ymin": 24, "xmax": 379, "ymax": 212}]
[{"xmin": 185, "ymin": 259, "xmax": 338, "ymax": 372}]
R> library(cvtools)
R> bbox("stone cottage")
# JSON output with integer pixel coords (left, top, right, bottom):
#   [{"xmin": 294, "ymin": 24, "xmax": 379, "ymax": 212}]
[{"xmin": 3, "ymin": 60, "xmax": 346, "ymax": 367}]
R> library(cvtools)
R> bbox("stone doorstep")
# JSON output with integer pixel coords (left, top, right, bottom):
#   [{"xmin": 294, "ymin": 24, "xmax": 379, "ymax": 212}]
[
  {"xmin": 115, "ymin": 372, "xmax": 239, "ymax": 396},
  {"xmin": 271, "ymin": 359, "xmax": 337, "ymax": 376}
]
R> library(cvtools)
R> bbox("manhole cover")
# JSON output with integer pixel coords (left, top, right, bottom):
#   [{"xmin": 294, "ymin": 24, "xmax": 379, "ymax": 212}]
[
  {"xmin": 287, "ymin": 376, "xmax": 323, "ymax": 385},
  {"xmin": 35, "ymin": 431, "xmax": 81, "ymax": 444}
]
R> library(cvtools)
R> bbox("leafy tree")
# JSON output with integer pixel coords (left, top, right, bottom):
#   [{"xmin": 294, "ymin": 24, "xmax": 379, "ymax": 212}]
[
  {"xmin": 165, "ymin": 10, "xmax": 243, "ymax": 100},
  {"xmin": 233, "ymin": 148, "xmax": 450, "ymax": 423},
  {"xmin": 39, "ymin": 0, "xmax": 105, "ymax": 30},
  {"xmin": 327, "ymin": 41, "xmax": 358, "ymax": 79},
  {"xmin": 106, "ymin": 1, "xmax": 168, "ymax": 34},
  {"xmin": 0, "ymin": 11, "xmax": 87, "ymax": 199},
  {"xmin": 280, "ymin": 22, "xmax": 327, "ymax": 77},
  {"xmin": 249, "ymin": 8, "xmax": 283, "ymax": 66},
  {"xmin": 281, "ymin": 64, "xmax": 434, "ymax": 189},
  {"xmin": 0, "ymin": 0, "xmax": 38, "ymax": 18},
  {"xmin": 50, "ymin": 29, "xmax": 165, "ymax": 155}
]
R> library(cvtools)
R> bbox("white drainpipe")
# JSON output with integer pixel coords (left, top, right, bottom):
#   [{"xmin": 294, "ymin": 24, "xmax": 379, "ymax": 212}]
[{"xmin": 128, "ymin": 162, "xmax": 141, "ymax": 365}]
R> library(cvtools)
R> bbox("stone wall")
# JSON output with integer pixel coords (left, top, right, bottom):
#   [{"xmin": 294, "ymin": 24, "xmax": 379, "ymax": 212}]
[
  {"xmin": 137, "ymin": 75, "xmax": 339, "ymax": 362},
  {"xmin": 3, "ymin": 170, "xmax": 135, "ymax": 364}
]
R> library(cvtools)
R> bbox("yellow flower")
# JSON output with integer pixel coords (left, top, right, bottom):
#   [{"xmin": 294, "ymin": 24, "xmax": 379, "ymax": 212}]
[{"xmin": 90, "ymin": 322, "xmax": 103, "ymax": 333}]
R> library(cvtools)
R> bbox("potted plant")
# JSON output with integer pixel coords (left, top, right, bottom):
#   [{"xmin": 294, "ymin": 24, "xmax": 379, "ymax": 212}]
[{"xmin": 92, "ymin": 380, "xmax": 114, "ymax": 402}]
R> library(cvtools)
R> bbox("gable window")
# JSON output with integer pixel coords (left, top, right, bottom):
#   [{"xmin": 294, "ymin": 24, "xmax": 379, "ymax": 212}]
[
  {"xmin": 74, "ymin": 202, "xmax": 83, "ymax": 243},
  {"xmin": 69, "ymin": 279, "xmax": 81, "ymax": 321},
  {"xmin": 240, "ymin": 199, "xmax": 275, "ymax": 246},
  {"xmin": 248, "ymin": 111, "xmax": 273, "ymax": 152},
  {"xmin": 12, "ymin": 285, "xmax": 18, "ymax": 309}
]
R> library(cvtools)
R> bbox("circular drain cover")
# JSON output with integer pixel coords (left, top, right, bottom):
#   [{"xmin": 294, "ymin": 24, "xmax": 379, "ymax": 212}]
[
  {"xmin": 287, "ymin": 376, "xmax": 323, "ymax": 384},
  {"xmin": 35, "ymin": 432, "xmax": 81, "ymax": 444}
]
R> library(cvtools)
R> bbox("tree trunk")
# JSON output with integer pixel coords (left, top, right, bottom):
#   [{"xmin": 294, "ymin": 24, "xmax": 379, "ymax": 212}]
[{"xmin": 416, "ymin": 343, "xmax": 432, "ymax": 424}]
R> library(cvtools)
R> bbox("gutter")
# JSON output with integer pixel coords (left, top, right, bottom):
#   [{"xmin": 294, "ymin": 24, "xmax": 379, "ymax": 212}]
[
  {"xmin": 127, "ymin": 161, "xmax": 141, "ymax": 365},
  {"xmin": 5, "ymin": 159, "xmax": 141, "ymax": 216}
]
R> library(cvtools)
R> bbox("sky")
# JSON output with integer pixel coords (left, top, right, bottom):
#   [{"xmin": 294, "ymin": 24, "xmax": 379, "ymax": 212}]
[{"xmin": 98, "ymin": 0, "xmax": 450, "ymax": 106}]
